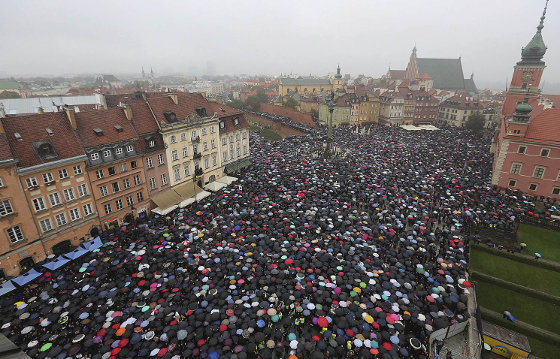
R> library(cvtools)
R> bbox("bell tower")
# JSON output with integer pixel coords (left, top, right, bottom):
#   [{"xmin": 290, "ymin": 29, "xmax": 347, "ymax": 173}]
[{"xmin": 509, "ymin": 1, "xmax": 548, "ymax": 95}]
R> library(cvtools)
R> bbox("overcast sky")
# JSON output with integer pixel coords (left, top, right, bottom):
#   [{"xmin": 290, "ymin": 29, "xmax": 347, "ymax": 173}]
[{"xmin": 1, "ymin": 0, "xmax": 558, "ymax": 91}]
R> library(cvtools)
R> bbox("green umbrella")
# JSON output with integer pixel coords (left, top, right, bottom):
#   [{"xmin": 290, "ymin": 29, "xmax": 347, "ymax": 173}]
[
  {"xmin": 40, "ymin": 343, "xmax": 52, "ymax": 352},
  {"xmin": 416, "ymin": 267, "xmax": 425, "ymax": 274}
]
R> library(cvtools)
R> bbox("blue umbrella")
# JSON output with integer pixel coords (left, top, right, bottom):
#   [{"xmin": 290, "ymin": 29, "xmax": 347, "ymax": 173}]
[{"xmin": 535, "ymin": 253, "xmax": 542, "ymax": 258}]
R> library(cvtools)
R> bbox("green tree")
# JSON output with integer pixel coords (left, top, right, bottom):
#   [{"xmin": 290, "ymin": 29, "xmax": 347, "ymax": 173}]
[
  {"xmin": 228, "ymin": 99, "xmax": 245, "ymax": 109},
  {"xmin": 465, "ymin": 112, "xmax": 485, "ymax": 132},
  {"xmin": 310, "ymin": 109, "xmax": 319, "ymax": 119},
  {"xmin": 0, "ymin": 90, "xmax": 21, "ymax": 99},
  {"xmin": 284, "ymin": 96, "xmax": 298, "ymax": 109},
  {"xmin": 245, "ymin": 95, "xmax": 262, "ymax": 111}
]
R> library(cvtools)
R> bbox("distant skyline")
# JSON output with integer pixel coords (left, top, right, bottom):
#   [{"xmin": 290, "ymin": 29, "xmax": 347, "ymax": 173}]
[{"xmin": 1, "ymin": 0, "xmax": 558, "ymax": 91}]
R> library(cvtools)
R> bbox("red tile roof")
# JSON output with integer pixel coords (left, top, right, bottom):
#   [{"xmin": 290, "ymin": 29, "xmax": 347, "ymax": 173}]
[
  {"xmin": 0, "ymin": 134, "xmax": 14, "ymax": 162},
  {"xmin": 130, "ymin": 103, "xmax": 159, "ymax": 135},
  {"xmin": 146, "ymin": 93, "xmax": 209, "ymax": 125},
  {"xmin": 418, "ymin": 72, "xmax": 432, "ymax": 80},
  {"xmin": 219, "ymin": 114, "xmax": 251, "ymax": 134},
  {"xmin": 388, "ymin": 70, "xmax": 406, "ymax": 80},
  {"xmin": 542, "ymin": 94, "xmax": 560, "ymax": 107},
  {"xmin": 522, "ymin": 108, "xmax": 560, "ymax": 144},
  {"xmin": 1, "ymin": 113, "xmax": 85, "ymax": 168},
  {"xmin": 502, "ymin": 94, "xmax": 544, "ymax": 118},
  {"xmin": 74, "ymin": 108, "xmax": 138, "ymax": 148}
]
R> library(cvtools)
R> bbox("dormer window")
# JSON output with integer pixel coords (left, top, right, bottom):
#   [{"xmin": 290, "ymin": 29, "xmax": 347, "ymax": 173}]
[
  {"xmin": 116, "ymin": 148, "xmax": 123, "ymax": 155},
  {"xmin": 103, "ymin": 150, "xmax": 112, "ymax": 157},
  {"xmin": 94, "ymin": 128, "xmax": 104, "ymax": 136},
  {"xmin": 126, "ymin": 145, "xmax": 134, "ymax": 152},
  {"xmin": 91, "ymin": 153, "xmax": 99, "ymax": 161},
  {"xmin": 34, "ymin": 141, "xmax": 58, "ymax": 160},
  {"xmin": 114, "ymin": 125, "xmax": 123, "ymax": 132},
  {"xmin": 14, "ymin": 133, "xmax": 22, "ymax": 141},
  {"xmin": 233, "ymin": 117, "xmax": 239, "ymax": 126},
  {"xmin": 149, "ymin": 139, "xmax": 155, "ymax": 148},
  {"xmin": 46, "ymin": 128, "xmax": 54, "ymax": 136},
  {"xmin": 220, "ymin": 122, "xmax": 225, "ymax": 129}
]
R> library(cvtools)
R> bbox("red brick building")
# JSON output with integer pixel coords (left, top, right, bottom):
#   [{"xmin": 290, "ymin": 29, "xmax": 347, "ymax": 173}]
[{"xmin": 492, "ymin": 2, "xmax": 560, "ymax": 199}]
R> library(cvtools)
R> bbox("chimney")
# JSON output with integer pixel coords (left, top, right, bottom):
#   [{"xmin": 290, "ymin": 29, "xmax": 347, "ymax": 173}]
[
  {"xmin": 37, "ymin": 107, "xmax": 44, "ymax": 114},
  {"xmin": 65, "ymin": 107, "xmax": 77, "ymax": 130},
  {"xmin": 121, "ymin": 104, "xmax": 133, "ymax": 121},
  {"xmin": 168, "ymin": 93, "xmax": 178, "ymax": 105}
]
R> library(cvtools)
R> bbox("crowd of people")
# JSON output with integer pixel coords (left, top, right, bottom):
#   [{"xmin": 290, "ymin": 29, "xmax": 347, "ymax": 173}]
[
  {"xmin": 244, "ymin": 109, "xmax": 315, "ymax": 134},
  {"xmin": 0, "ymin": 126, "xmax": 556, "ymax": 359}
]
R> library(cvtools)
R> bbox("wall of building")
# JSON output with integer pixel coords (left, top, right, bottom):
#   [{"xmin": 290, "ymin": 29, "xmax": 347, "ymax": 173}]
[{"xmin": 142, "ymin": 148, "xmax": 170, "ymax": 202}]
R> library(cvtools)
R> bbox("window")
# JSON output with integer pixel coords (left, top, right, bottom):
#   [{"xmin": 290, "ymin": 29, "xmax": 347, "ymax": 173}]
[
  {"xmin": 0, "ymin": 199, "xmax": 14, "ymax": 216},
  {"xmin": 174, "ymin": 168, "xmax": 181, "ymax": 181},
  {"xmin": 552, "ymin": 187, "xmax": 560, "ymax": 195},
  {"xmin": 508, "ymin": 179, "xmax": 517, "ymax": 187},
  {"xmin": 55, "ymin": 213, "xmax": 67, "ymax": 226},
  {"xmin": 220, "ymin": 122, "xmax": 225, "ymax": 129},
  {"xmin": 229, "ymin": 136, "xmax": 233, "ymax": 143},
  {"xmin": 172, "ymin": 150, "xmax": 179, "ymax": 161},
  {"xmin": 73, "ymin": 165, "xmax": 82, "ymax": 175},
  {"xmin": 242, "ymin": 132, "xmax": 247, "ymax": 139},
  {"xmin": 133, "ymin": 175, "xmax": 141, "ymax": 186},
  {"xmin": 58, "ymin": 169, "xmax": 68, "ymax": 179},
  {"xmin": 96, "ymin": 170, "xmax": 104, "ymax": 179},
  {"xmin": 230, "ymin": 151, "xmax": 234, "ymax": 160},
  {"xmin": 182, "ymin": 147, "xmax": 188, "ymax": 157},
  {"xmin": 148, "ymin": 139, "xmax": 155, "ymax": 148},
  {"xmin": 111, "ymin": 182, "xmax": 120, "ymax": 193},
  {"xmin": 150, "ymin": 178, "xmax": 156, "ymax": 189},
  {"xmin": 137, "ymin": 191, "xmax": 144, "ymax": 202},
  {"xmin": 83, "ymin": 203, "xmax": 94, "ymax": 216},
  {"xmin": 236, "ymin": 147, "xmax": 240, "ymax": 158},
  {"xmin": 63, "ymin": 188, "xmax": 76, "ymax": 201},
  {"xmin": 108, "ymin": 166, "xmax": 116, "ymax": 176},
  {"xmin": 39, "ymin": 219, "xmax": 53, "ymax": 233},
  {"xmin": 78, "ymin": 184, "xmax": 88, "ymax": 197},
  {"xmin": 0, "ymin": 177, "xmax": 4, "ymax": 188},
  {"xmin": 210, "ymin": 126, "xmax": 215, "ymax": 134},
  {"xmin": 7, "ymin": 226, "xmax": 24, "ymax": 244},
  {"xmin": 243, "ymin": 145, "xmax": 248, "ymax": 155},
  {"xmin": 146, "ymin": 157, "xmax": 153, "ymax": 168},
  {"xmin": 131, "ymin": 161, "xmax": 138, "ymax": 169},
  {"xmin": 236, "ymin": 134, "xmax": 240, "ymax": 142},
  {"xmin": 204, "ymin": 158, "xmax": 209, "ymax": 169},
  {"xmin": 212, "ymin": 155, "xmax": 217, "ymax": 166},
  {"xmin": 510, "ymin": 162, "xmax": 522, "ymax": 174},
  {"xmin": 541, "ymin": 148, "xmax": 550, "ymax": 157},
  {"xmin": 100, "ymin": 186, "xmax": 108, "ymax": 197},
  {"xmin": 191, "ymin": 130, "xmax": 197, "ymax": 140},
  {"xmin": 161, "ymin": 173, "xmax": 168, "ymax": 185},
  {"xmin": 529, "ymin": 183, "xmax": 538, "ymax": 191},
  {"xmin": 91, "ymin": 153, "xmax": 99, "ymax": 161},
  {"xmin": 211, "ymin": 139, "xmax": 216, "ymax": 149},
  {"xmin": 48, "ymin": 193, "xmax": 62, "ymax": 207},
  {"xmin": 116, "ymin": 199, "xmax": 123, "ymax": 210},
  {"xmin": 158, "ymin": 154, "xmax": 164, "ymax": 165},
  {"xmin": 184, "ymin": 165, "xmax": 190, "ymax": 177},
  {"xmin": 42, "ymin": 172, "xmax": 54, "ymax": 184},
  {"xmin": 126, "ymin": 145, "xmax": 134, "ymax": 152},
  {"xmin": 126, "ymin": 196, "xmax": 134, "ymax": 206},
  {"xmin": 203, "ymin": 142, "xmax": 208, "ymax": 151},
  {"xmin": 26, "ymin": 177, "xmax": 38, "ymax": 188},
  {"xmin": 116, "ymin": 148, "xmax": 123, "ymax": 155},
  {"xmin": 222, "ymin": 138, "xmax": 227, "ymax": 145},
  {"xmin": 202, "ymin": 128, "xmax": 207, "ymax": 135},
  {"xmin": 533, "ymin": 166, "xmax": 545, "ymax": 179},
  {"xmin": 104, "ymin": 203, "xmax": 112, "ymax": 214},
  {"xmin": 223, "ymin": 151, "xmax": 228, "ymax": 162},
  {"xmin": 123, "ymin": 178, "xmax": 131, "ymax": 189},
  {"xmin": 170, "ymin": 135, "xmax": 176, "ymax": 144},
  {"xmin": 180, "ymin": 133, "xmax": 186, "ymax": 142},
  {"xmin": 103, "ymin": 150, "xmax": 111, "ymax": 158},
  {"xmin": 33, "ymin": 197, "xmax": 46, "ymax": 212},
  {"xmin": 121, "ymin": 163, "xmax": 127, "ymax": 172},
  {"xmin": 518, "ymin": 146, "xmax": 526, "ymax": 154},
  {"xmin": 69, "ymin": 208, "xmax": 81, "ymax": 221}
]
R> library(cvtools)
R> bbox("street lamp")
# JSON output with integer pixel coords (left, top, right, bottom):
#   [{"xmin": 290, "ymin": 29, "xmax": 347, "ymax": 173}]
[{"xmin": 326, "ymin": 94, "xmax": 335, "ymax": 154}]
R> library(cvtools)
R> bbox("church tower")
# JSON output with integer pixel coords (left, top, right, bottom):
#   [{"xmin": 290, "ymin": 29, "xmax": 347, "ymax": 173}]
[
  {"xmin": 508, "ymin": 1, "xmax": 548, "ymax": 95},
  {"xmin": 405, "ymin": 46, "xmax": 418, "ymax": 81},
  {"xmin": 332, "ymin": 64, "xmax": 343, "ymax": 91}
]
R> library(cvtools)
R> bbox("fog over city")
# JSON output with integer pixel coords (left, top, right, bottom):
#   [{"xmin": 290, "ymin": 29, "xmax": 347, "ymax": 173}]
[{"xmin": 1, "ymin": 0, "xmax": 559, "ymax": 90}]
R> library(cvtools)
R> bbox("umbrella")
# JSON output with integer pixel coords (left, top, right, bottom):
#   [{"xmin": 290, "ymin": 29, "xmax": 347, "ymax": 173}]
[{"xmin": 535, "ymin": 253, "xmax": 542, "ymax": 258}]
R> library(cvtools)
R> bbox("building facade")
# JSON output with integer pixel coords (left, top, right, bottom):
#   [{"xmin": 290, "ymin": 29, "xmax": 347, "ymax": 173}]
[
  {"xmin": 318, "ymin": 94, "xmax": 351, "ymax": 127},
  {"xmin": 278, "ymin": 66, "xmax": 344, "ymax": 97},
  {"xmin": 219, "ymin": 113, "xmax": 251, "ymax": 174},
  {"xmin": 1, "ymin": 112, "xmax": 99, "ymax": 274},
  {"xmin": 492, "ymin": 2, "xmax": 560, "ymax": 199},
  {"xmin": 357, "ymin": 95, "xmax": 380, "ymax": 124}
]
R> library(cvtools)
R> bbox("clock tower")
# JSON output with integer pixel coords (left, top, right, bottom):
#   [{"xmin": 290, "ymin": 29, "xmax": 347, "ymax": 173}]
[{"xmin": 508, "ymin": 1, "xmax": 548, "ymax": 95}]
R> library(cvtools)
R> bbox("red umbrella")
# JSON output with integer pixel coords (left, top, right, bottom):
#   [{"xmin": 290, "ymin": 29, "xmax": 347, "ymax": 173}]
[
  {"xmin": 382, "ymin": 342, "xmax": 393, "ymax": 350},
  {"xmin": 317, "ymin": 317, "xmax": 329, "ymax": 328}
]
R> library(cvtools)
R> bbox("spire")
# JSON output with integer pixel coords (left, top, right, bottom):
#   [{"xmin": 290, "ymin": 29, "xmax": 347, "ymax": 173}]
[
  {"xmin": 335, "ymin": 64, "xmax": 342, "ymax": 79},
  {"xmin": 519, "ymin": 0, "xmax": 548, "ymax": 65}
]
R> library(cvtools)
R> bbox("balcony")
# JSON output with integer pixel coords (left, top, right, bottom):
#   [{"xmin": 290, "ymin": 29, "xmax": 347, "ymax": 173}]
[
  {"xmin": 193, "ymin": 152, "xmax": 202, "ymax": 160},
  {"xmin": 194, "ymin": 168, "xmax": 203, "ymax": 178},
  {"xmin": 192, "ymin": 136, "xmax": 201, "ymax": 143}
]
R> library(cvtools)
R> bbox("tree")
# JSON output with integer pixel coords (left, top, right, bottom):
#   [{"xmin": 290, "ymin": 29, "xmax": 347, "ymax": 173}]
[
  {"xmin": 228, "ymin": 99, "xmax": 245, "ymax": 109},
  {"xmin": 245, "ymin": 95, "xmax": 262, "ymax": 111},
  {"xmin": 284, "ymin": 96, "xmax": 298, "ymax": 109},
  {"xmin": 465, "ymin": 112, "xmax": 485, "ymax": 132},
  {"xmin": 0, "ymin": 90, "xmax": 21, "ymax": 99},
  {"xmin": 310, "ymin": 109, "xmax": 319, "ymax": 119}
]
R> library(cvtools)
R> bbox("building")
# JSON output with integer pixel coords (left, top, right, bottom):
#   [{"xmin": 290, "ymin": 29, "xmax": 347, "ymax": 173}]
[
  {"xmin": 1, "ymin": 112, "xmax": 99, "ymax": 273},
  {"xmin": 0, "ymin": 127, "xmax": 40, "ymax": 278},
  {"xmin": 492, "ymin": 2, "xmax": 560, "ymax": 199},
  {"xmin": 0, "ymin": 80, "xmax": 24, "ymax": 97},
  {"xmin": 379, "ymin": 91, "xmax": 404, "ymax": 125},
  {"xmin": 217, "ymin": 111, "xmax": 252, "ymax": 175},
  {"xmin": 73, "ymin": 107, "xmax": 150, "ymax": 229},
  {"xmin": 299, "ymin": 97, "xmax": 322, "ymax": 114},
  {"xmin": 0, "ymin": 94, "xmax": 107, "ymax": 116},
  {"xmin": 357, "ymin": 94, "xmax": 380, "ymax": 124},
  {"xmin": 318, "ymin": 94, "xmax": 351, "ymax": 127},
  {"xmin": 387, "ymin": 47, "xmax": 478, "ymax": 93},
  {"xmin": 278, "ymin": 66, "xmax": 344, "ymax": 97},
  {"xmin": 438, "ymin": 94, "xmax": 497, "ymax": 128}
]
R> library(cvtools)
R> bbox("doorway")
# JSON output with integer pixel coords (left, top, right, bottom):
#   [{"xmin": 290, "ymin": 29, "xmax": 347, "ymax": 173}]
[{"xmin": 19, "ymin": 257, "xmax": 35, "ymax": 272}]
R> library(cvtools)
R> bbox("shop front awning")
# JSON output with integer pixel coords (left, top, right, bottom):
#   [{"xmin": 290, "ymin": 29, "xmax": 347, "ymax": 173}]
[
  {"xmin": 204, "ymin": 181, "xmax": 227, "ymax": 192},
  {"xmin": 152, "ymin": 205, "xmax": 178, "ymax": 216},
  {"xmin": 151, "ymin": 188, "xmax": 182, "ymax": 210},
  {"xmin": 216, "ymin": 175, "xmax": 238, "ymax": 185},
  {"xmin": 224, "ymin": 158, "xmax": 252, "ymax": 174}
]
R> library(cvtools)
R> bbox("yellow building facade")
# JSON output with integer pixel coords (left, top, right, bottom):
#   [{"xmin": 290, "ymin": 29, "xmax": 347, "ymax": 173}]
[{"xmin": 278, "ymin": 66, "xmax": 344, "ymax": 97}]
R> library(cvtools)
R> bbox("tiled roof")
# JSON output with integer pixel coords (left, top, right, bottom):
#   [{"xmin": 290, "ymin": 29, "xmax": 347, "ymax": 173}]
[
  {"xmin": 219, "ymin": 114, "xmax": 251, "ymax": 134},
  {"xmin": 502, "ymin": 94, "xmax": 543, "ymax": 118},
  {"xmin": 0, "ymin": 134, "xmax": 14, "ymax": 162},
  {"xmin": 280, "ymin": 78, "xmax": 331, "ymax": 86},
  {"xmin": 523, "ymin": 108, "xmax": 560, "ymax": 144},
  {"xmin": 130, "ymin": 103, "xmax": 159, "ymax": 135},
  {"xmin": 418, "ymin": 72, "xmax": 432, "ymax": 79},
  {"xmin": 207, "ymin": 101, "xmax": 244, "ymax": 118},
  {"xmin": 1, "ymin": 112, "xmax": 84, "ymax": 168},
  {"xmin": 542, "ymin": 94, "xmax": 560, "ymax": 107},
  {"xmin": 74, "ymin": 108, "xmax": 138, "ymax": 148},
  {"xmin": 105, "ymin": 92, "xmax": 152, "ymax": 108},
  {"xmin": 388, "ymin": 70, "xmax": 406, "ymax": 80},
  {"xmin": 146, "ymin": 93, "xmax": 209, "ymax": 125}
]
